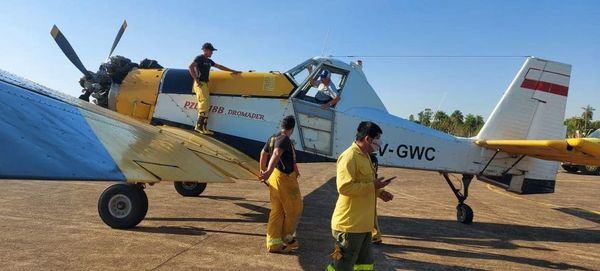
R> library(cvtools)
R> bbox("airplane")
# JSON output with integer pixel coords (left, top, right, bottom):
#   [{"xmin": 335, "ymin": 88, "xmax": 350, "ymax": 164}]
[{"xmin": 1, "ymin": 21, "xmax": 599, "ymax": 229}]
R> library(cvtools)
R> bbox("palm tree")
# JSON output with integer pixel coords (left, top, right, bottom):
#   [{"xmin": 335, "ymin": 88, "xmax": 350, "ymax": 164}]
[
  {"xmin": 464, "ymin": 114, "xmax": 478, "ymax": 137},
  {"xmin": 418, "ymin": 108, "xmax": 433, "ymax": 126},
  {"xmin": 582, "ymin": 105, "xmax": 595, "ymax": 134},
  {"xmin": 450, "ymin": 110, "xmax": 464, "ymax": 125}
]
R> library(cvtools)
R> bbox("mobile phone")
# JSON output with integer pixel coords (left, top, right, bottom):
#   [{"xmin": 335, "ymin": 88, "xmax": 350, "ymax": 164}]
[{"xmin": 384, "ymin": 176, "xmax": 396, "ymax": 183}]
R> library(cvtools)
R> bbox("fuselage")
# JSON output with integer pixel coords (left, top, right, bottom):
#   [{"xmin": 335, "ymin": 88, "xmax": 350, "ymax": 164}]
[{"xmin": 106, "ymin": 57, "xmax": 527, "ymax": 178}]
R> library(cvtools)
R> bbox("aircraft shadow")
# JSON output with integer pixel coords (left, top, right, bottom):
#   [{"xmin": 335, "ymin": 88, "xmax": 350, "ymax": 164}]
[
  {"xmin": 142, "ymin": 202, "xmax": 269, "ymax": 235},
  {"xmin": 128, "ymin": 225, "xmax": 266, "ymax": 238},
  {"xmin": 197, "ymin": 195, "xmax": 247, "ymax": 201},
  {"xmin": 295, "ymin": 177, "xmax": 598, "ymax": 271},
  {"xmin": 144, "ymin": 214, "xmax": 266, "ymax": 224},
  {"xmin": 127, "ymin": 225, "xmax": 206, "ymax": 236},
  {"xmin": 554, "ymin": 207, "xmax": 600, "ymax": 224}
]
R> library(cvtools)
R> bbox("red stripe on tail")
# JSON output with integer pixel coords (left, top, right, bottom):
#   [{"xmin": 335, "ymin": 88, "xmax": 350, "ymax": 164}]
[{"xmin": 521, "ymin": 79, "xmax": 568, "ymax": 96}]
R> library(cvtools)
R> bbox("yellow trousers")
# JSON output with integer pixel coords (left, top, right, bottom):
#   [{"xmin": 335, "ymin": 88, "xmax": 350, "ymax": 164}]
[
  {"xmin": 266, "ymin": 169, "xmax": 303, "ymax": 248},
  {"xmin": 193, "ymin": 81, "xmax": 210, "ymax": 115}
]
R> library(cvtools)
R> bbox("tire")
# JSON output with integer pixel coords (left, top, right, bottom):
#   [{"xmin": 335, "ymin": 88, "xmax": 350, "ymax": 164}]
[
  {"xmin": 98, "ymin": 184, "xmax": 148, "ymax": 229},
  {"xmin": 456, "ymin": 203, "xmax": 474, "ymax": 224},
  {"xmin": 174, "ymin": 182, "xmax": 207, "ymax": 197},
  {"xmin": 137, "ymin": 186, "xmax": 149, "ymax": 222},
  {"xmin": 583, "ymin": 165, "xmax": 600, "ymax": 175},
  {"xmin": 561, "ymin": 164, "xmax": 579, "ymax": 173}
]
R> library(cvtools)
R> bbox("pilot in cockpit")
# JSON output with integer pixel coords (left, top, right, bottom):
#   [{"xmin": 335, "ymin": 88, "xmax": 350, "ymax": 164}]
[{"xmin": 307, "ymin": 67, "xmax": 341, "ymax": 109}]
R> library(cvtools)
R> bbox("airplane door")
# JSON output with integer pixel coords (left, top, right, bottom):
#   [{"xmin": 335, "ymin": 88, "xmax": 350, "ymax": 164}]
[{"xmin": 291, "ymin": 98, "xmax": 335, "ymax": 156}]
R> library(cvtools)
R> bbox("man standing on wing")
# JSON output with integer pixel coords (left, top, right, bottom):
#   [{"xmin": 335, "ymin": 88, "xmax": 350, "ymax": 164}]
[{"xmin": 188, "ymin": 42, "xmax": 241, "ymax": 135}]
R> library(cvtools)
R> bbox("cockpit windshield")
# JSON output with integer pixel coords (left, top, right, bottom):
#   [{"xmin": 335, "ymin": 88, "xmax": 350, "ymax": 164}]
[
  {"xmin": 588, "ymin": 129, "xmax": 600, "ymax": 138},
  {"xmin": 286, "ymin": 59, "xmax": 318, "ymax": 86}
]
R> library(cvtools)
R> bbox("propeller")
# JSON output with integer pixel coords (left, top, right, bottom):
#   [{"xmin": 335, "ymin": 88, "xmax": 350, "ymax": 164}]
[
  {"xmin": 50, "ymin": 25, "xmax": 92, "ymax": 77},
  {"xmin": 50, "ymin": 21, "xmax": 133, "ymax": 107},
  {"xmin": 107, "ymin": 20, "xmax": 128, "ymax": 60}
]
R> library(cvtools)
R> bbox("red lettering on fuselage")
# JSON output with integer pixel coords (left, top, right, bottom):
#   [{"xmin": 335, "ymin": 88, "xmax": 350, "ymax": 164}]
[
  {"xmin": 210, "ymin": 105, "xmax": 225, "ymax": 114},
  {"xmin": 183, "ymin": 101, "xmax": 198, "ymax": 109},
  {"xmin": 182, "ymin": 101, "xmax": 264, "ymax": 120}
]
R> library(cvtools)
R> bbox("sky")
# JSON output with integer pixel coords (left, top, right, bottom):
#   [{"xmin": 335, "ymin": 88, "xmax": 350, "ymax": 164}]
[{"xmin": 0, "ymin": 0, "xmax": 598, "ymax": 119}]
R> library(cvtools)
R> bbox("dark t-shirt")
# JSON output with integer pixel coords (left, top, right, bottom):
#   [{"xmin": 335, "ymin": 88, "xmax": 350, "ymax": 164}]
[
  {"xmin": 193, "ymin": 55, "xmax": 215, "ymax": 82},
  {"xmin": 262, "ymin": 133, "xmax": 295, "ymax": 174}
]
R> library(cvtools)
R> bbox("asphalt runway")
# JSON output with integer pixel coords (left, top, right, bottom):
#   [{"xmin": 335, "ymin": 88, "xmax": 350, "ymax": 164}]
[{"xmin": 1, "ymin": 163, "xmax": 599, "ymax": 270}]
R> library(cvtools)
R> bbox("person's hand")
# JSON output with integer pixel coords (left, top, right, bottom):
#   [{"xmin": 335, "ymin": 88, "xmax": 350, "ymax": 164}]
[
  {"xmin": 378, "ymin": 190, "xmax": 394, "ymax": 202},
  {"xmin": 259, "ymin": 168, "xmax": 273, "ymax": 181},
  {"xmin": 257, "ymin": 172, "xmax": 270, "ymax": 187},
  {"xmin": 374, "ymin": 176, "xmax": 391, "ymax": 189}
]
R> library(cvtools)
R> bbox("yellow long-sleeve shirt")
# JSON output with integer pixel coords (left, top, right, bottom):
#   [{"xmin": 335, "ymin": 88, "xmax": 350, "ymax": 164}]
[{"xmin": 331, "ymin": 142, "xmax": 378, "ymax": 233}]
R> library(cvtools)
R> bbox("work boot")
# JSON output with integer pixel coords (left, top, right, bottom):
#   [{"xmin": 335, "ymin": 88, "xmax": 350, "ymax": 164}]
[
  {"xmin": 283, "ymin": 238, "xmax": 299, "ymax": 252},
  {"xmin": 268, "ymin": 244, "xmax": 285, "ymax": 253},
  {"xmin": 202, "ymin": 117, "xmax": 214, "ymax": 135},
  {"xmin": 194, "ymin": 116, "xmax": 205, "ymax": 133}
]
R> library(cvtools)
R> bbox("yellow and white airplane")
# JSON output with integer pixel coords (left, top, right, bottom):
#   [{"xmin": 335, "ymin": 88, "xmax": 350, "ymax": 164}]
[{"xmin": 0, "ymin": 22, "xmax": 598, "ymax": 228}]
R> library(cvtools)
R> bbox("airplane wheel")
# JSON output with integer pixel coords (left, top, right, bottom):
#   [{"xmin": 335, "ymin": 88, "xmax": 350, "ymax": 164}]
[
  {"xmin": 561, "ymin": 164, "xmax": 578, "ymax": 173},
  {"xmin": 456, "ymin": 203, "xmax": 473, "ymax": 224},
  {"xmin": 174, "ymin": 182, "xmax": 207, "ymax": 197},
  {"xmin": 583, "ymin": 165, "xmax": 600, "ymax": 175},
  {"xmin": 98, "ymin": 183, "xmax": 148, "ymax": 229}
]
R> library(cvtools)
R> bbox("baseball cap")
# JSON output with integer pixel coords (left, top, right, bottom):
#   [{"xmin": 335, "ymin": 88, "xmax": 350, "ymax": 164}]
[
  {"xmin": 320, "ymin": 70, "xmax": 330, "ymax": 79},
  {"xmin": 202, "ymin": 42, "xmax": 217, "ymax": 51}
]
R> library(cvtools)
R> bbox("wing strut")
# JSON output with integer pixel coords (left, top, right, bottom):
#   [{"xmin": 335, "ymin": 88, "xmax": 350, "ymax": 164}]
[
  {"xmin": 479, "ymin": 150, "xmax": 500, "ymax": 175},
  {"xmin": 502, "ymin": 155, "xmax": 526, "ymax": 175}
]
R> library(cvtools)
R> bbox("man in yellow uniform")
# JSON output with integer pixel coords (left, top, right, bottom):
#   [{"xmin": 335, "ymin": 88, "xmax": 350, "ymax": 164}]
[
  {"xmin": 188, "ymin": 42, "xmax": 240, "ymax": 135},
  {"xmin": 259, "ymin": 115, "xmax": 303, "ymax": 253},
  {"xmin": 328, "ymin": 121, "xmax": 394, "ymax": 271}
]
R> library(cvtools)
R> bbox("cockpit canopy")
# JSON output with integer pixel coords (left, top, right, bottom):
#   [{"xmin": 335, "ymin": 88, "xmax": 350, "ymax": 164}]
[{"xmin": 286, "ymin": 57, "xmax": 387, "ymax": 112}]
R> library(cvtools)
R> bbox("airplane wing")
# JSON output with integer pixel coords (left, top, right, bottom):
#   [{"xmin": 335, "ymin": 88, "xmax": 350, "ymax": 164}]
[
  {"xmin": 0, "ymin": 69, "xmax": 258, "ymax": 183},
  {"xmin": 475, "ymin": 139, "xmax": 600, "ymax": 166}
]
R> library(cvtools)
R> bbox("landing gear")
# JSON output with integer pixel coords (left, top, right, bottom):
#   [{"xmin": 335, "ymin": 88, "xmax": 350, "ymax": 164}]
[
  {"xmin": 442, "ymin": 173, "xmax": 474, "ymax": 224},
  {"xmin": 98, "ymin": 183, "xmax": 148, "ymax": 229},
  {"xmin": 174, "ymin": 182, "xmax": 207, "ymax": 197},
  {"xmin": 456, "ymin": 203, "xmax": 474, "ymax": 224}
]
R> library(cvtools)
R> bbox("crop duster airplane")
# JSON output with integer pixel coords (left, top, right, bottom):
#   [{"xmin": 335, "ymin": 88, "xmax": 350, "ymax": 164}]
[{"xmin": 0, "ymin": 21, "xmax": 599, "ymax": 229}]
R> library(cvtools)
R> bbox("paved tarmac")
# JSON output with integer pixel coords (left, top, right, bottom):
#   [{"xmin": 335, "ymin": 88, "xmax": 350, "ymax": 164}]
[{"xmin": 1, "ymin": 163, "xmax": 599, "ymax": 270}]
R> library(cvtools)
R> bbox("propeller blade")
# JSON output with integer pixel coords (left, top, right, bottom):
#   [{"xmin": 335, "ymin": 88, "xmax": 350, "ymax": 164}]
[
  {"xmin": 107, "ymin": 20, "xmax": 127, "ymax": 59},
  {"xmin": 50, "ymin": 25, "xmax": 91, "ymax": 77}
]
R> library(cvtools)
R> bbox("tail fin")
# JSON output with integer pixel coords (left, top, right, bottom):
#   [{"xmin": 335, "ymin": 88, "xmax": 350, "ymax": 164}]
[
  {"xmin": 478, "ymin": 57, "xmax": 571, "ymax": 140},
  {"xmin": 477, "ymin": 57, "xmax": 572, "ymax": 194}
]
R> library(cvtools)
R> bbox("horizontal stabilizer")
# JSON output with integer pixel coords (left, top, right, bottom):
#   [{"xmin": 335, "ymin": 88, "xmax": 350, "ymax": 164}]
[{"xmin": 476, "ymin": 138, "xmax": 600, "ymax": 166}]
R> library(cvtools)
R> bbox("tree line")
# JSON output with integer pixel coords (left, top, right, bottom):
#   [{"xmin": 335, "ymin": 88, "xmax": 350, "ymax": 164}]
[
  {"xmin": 408, "ymin": 109, "xmax": 485, "ymax": 137},
  {"xmin": 409, "ymin": 104, "xmax": 599, "ymax": 138}
]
